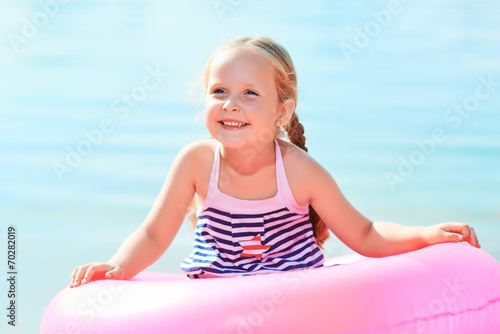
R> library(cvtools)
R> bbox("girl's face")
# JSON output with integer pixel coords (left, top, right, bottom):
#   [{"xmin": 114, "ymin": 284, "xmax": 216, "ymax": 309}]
[{"xmin": 205, "ymin": 48, "xmax": 283, "ymax": 148}]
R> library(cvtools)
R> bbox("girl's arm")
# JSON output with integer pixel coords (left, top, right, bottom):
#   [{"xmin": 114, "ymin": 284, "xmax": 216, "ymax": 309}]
[
  {"xmin": 70, "ymin": 143, "xmax": 200, "ymax": 287},
  {"xmin": 358, "ymin": 221, "xmax": 478, "ymax": 257},
  {"xmin": 302, "ymin": 155, "xmax": 479, "ymax": 257}
]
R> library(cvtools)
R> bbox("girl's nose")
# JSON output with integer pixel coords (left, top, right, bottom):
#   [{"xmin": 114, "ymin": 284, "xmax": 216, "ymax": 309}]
[{"xmin": 223, "ymin": 97, "xmax": 239, "ymax": 112}]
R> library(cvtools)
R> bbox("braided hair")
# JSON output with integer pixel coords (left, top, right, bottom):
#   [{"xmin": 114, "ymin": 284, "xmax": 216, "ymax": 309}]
[{"xmin": 283, "ymin": 112, "xmax": 330, "ymax": 247}]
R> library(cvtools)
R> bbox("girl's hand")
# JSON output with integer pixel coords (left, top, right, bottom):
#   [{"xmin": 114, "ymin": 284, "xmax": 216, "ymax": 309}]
[
  {"xmin": 423, "ymin": 222, "xmax": 480, "ymax": 248},
  {"xmin": 70, "ymin": 262, "xmax": 124, "ymax": 288}
]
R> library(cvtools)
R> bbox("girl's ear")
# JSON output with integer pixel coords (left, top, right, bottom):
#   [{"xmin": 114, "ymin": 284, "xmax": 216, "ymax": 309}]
[{"xmin": 276, "ymin": 99, "xmax": 295, "ymax": 126}]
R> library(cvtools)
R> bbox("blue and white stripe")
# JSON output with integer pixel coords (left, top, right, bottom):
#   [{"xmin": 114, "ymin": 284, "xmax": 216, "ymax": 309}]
[{"xmin": 181, "ymin": 206, "xmax": 324, "ymax": 278}]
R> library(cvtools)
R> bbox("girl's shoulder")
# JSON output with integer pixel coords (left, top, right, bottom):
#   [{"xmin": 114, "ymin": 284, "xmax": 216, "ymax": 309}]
[
  {"xmin": 176, "ymin": 139, "xmax": 218, "ymax": 165},
  {"xmin": 278, "ymin": 139, "xmax": 329, "ymax": 205},
  {"xmin": 278, "ymin": 139, "xmax": 320, "ymax": 172},
  {"xmin": 170, "ymin": 140, "xmax": 218, "ymax": 192},
  {"xmin": 181, "ymin": 138, "xmax": 217, "ymax": 153}
]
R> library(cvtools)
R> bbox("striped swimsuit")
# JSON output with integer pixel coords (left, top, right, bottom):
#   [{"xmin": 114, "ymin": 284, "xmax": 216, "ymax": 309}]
[{"xmin": 181, "ymin": 140, "xmax": 324, "ymax": 278}]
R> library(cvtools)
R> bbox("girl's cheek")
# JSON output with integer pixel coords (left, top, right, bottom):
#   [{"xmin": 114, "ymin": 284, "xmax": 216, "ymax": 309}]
[
  {"xmin": 206, "ymin": 99, "xmax": 222, "ymax": 111},
  {"xmin": 204, "ymin": 105, "xmax": 220, "ymax": 130}
]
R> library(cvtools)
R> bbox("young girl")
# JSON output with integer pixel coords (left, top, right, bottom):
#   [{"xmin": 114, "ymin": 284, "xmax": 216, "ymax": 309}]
[{"xmin": 70, "ymin": 36, "xmax": 479, "ymax": 286}]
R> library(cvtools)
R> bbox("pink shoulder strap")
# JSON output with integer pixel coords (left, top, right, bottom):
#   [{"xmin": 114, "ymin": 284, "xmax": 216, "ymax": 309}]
[
  {"xmin": 204, "ymin": 142, "xmax": 222, "ymax": 205},
  {"xmin": 274, "ymin": 139, "xmax": 308, "ymax": 214}
]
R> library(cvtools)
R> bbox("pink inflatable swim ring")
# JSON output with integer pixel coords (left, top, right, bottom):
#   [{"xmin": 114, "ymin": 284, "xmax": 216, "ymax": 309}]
[{"xmin": 41, "ymin": 243, "xmax": 500, "ymax": 333}]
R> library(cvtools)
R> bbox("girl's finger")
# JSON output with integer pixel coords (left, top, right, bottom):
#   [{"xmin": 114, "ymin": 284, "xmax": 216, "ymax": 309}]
[
  {"xmin": 443, "ymin": 222, "xmax": 468, "ymax": 235},
  {"xmin": 105, "ymin": 269, "xmax": 117, "ymax": 279},
  {"xmin": 105, "ymin": 266, "xmax": 123, "ymax": 280},
  {"xmin": 71, "ymin": 265, "xmax": 90, "ymax": 287},
  {"xmin": 69, "ymin": 267, "xmax": 78, "ymax": 287},
  {"xmin": 70, "ymin": 267, "xmax": 79, "ymax": 282},
  {"xmin": 469, "ymin": 227, "xmax": 480, "ymax": 248},
  {"xmin": 460, "ymin": 224, "xmax": 471, "ymax": 241},
  {"xmin": 442, "ymin": 231, "xmax": 463, "ymax": 242},
  {"xmin": 81, "ymin": 264, "xmax": 101, "ymax": 285}
]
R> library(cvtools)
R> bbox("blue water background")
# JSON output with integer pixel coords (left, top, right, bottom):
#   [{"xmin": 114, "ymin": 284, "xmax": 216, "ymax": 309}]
[{"xmin": 0, "ymin": 1, "xmax": 499, "ymax": 332}]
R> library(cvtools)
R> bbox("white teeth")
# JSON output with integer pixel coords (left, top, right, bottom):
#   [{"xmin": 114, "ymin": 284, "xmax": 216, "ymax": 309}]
[{"xmin": 222, "ymin": 121, "xmax": 246, "ymax": 127}]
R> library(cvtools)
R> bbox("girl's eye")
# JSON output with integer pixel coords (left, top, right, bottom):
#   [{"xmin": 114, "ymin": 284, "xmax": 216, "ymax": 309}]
[
  {"xmin": 212, "ymin": 88, "xmax": 226, "ymax": 94},
  {"xmin": 245, "ymin": 90, "xmax": 258, "ymax": 96}
]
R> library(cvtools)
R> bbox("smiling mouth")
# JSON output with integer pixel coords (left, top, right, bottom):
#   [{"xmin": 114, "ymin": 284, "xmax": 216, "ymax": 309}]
[{"xmin": 219, "ymin": 121, "xmax": 248, "ymax": 128}]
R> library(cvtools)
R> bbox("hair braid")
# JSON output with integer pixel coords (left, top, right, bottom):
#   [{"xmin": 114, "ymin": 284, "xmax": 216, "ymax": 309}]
[
  {"xmin": 284, "ymin": 113, "xmax": 330, "ymax": 248},
  {"xmin": 284, "ymin": 113, "xmax": 306, "ymax": 151}
]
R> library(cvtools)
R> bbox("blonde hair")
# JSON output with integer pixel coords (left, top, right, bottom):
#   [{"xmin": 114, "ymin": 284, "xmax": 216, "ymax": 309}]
[{"xmin": 188, "ymin": 36, "xmax": 330, "ymax": 248}]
